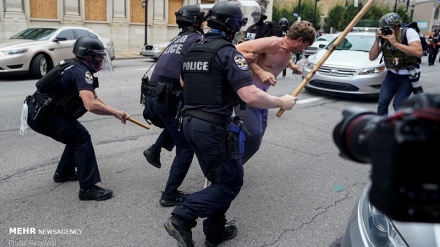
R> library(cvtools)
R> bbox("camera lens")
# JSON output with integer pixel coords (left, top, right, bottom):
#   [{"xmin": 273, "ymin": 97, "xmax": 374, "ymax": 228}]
[{"xmin": 333, "ymin": 106, "xmax": 379, "ymax": 163}]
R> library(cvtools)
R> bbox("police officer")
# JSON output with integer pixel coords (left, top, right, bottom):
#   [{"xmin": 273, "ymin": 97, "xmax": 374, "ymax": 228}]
[
  {"xmin": 369, "ymin": 13, "xmax": 423, "ymax": 115},
  {"xmin": 141, "ymin": 5, "xmax": 204, "ymax": 206},
  {"xmin": 428, "ymin": 29, "xmax": 440, "ymax": 65},
  {"xmin": 25, "ymin": 36, "xmax": 129, "ymax": 201},
  {"xmin": 244, "ymin": 6, "xmax": 266, "ymax": 41},
  {"xmin": 279, "ymin": 17, "xmax": 289, "ymax": 36},
  {"xmin": 163, "ymin": 2, "xmax": 297, "ymax": 246}
]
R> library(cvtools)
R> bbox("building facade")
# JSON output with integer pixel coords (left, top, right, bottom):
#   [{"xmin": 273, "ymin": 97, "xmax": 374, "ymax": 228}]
[
  {"xmin": 2, "ymin": 0, "xmax": 434, "ymax": 51},
  {"xmin": 0, "ymin": 0, "xmax": 274, "ymax": 52}
]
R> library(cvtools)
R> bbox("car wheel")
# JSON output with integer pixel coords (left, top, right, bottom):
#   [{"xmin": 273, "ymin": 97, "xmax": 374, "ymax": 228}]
[{"xmin": 29, "ymin": 54, "xmax": 48, "ymax": 79}]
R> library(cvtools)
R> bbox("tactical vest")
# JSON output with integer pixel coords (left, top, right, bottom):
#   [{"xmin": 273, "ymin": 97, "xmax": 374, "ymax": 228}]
[
  {"xmin": 182, "ymin": 38, "xmax": 239, "ymax": 106},
  {"xmin": 382, "ymin": 28, "xmax": 419, "ymax": 70}
]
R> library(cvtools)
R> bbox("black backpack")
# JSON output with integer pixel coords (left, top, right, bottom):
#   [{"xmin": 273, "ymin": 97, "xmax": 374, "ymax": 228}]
[
  {"xmin": 36, "ymin": 58, "xmax": 84, "ymax": 95},
  {"xmin": 255, "ymin": 21, "xmax": 283, "ymax": 39}
]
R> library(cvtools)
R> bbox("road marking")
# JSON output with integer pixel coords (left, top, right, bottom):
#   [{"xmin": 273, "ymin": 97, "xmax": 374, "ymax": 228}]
[{"xmin": 297, "ymin": 97, "xmax": 324, "ymax": 104}]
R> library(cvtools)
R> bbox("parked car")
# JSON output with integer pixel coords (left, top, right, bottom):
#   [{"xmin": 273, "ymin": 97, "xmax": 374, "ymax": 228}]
[
  {"xmin": 303, "ymin": 34, "xmax": 338, "ymax": 58},
  {"xmin": 303, "ymin": 31, "xmax": 386, "ymax": 99},
  {"xmin": 140, "ymin": 42, "xmax": 170, "ymax": 61},
  {"xmin": 0, "ymin": 26, "xmax": 115, "ymax": 79},
  {"xmin": 341, "ymin": 181, "xmax": 439, "ymax": 247}
]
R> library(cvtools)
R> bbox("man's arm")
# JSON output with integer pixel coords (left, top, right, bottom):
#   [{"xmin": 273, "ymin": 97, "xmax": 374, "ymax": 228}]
[
  {"xmin": 385, "ymin": 29, "xmax": 423, "ymax": 58},
  {"xmin": 236, "ymin": 84, "xmax": 296, "ymax": 110},
  {"xmin": 236, "ymin": 37, "xmax": 278, "ymax": 85},
  {"xmin": 369, "ymin": 29, "xmax": 382, "ymax": 61},
  {"xmin": 80, "ymin": 90, "xmax": 129, "ymax": 123}
]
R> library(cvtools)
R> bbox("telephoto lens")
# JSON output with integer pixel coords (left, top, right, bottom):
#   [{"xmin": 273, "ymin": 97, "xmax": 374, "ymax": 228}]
[{"xmin": 332, "ymin": 106, "xmax": 380, "ymax": 164}]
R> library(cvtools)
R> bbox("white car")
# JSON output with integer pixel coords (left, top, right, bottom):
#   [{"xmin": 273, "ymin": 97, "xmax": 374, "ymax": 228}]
[
  {"xmin": 303, "ymin": 34, "xmax": 338, "ymax": 58},
  {"xmin": 140, "ymin": 42, "xmax": 170, "ymax": 61},
  {"xmin": 0, "ymin": 26, "xmax": 115, "ymax": 78},
  {"xmin": 303, "ymin": 31, "xmax": 386, "ymax": 99}
]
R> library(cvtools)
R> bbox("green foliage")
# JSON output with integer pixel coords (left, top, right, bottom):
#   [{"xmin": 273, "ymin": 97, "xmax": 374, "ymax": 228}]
[
  {"xmin": 273, "ymin": 0, "xmax": 322, "ymax": 30},
  {"xmin": 273, "ymin": 0, "xmax": 412, "ymax": 33}
]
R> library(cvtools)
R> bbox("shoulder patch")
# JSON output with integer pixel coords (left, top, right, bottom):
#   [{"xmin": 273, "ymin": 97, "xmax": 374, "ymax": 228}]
[
  {"xmin": 234, "ymin": 55, "xmax": 249, "ymax": 71},
  {"xmin": 85, "ymin": 71, "xmax": 93, "ymax": 85}
]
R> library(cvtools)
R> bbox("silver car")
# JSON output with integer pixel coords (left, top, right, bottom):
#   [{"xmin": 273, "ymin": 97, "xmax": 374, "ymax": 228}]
[
  {"xmin": 0, "ymin": 26, "xmax": 115, "ymax": 79},
  {"xmin": 303, "ymin": 32, "xmax": 386, "ymax": 99},
  {"xmin": 303, "ymin": 34, "xmax": 338, "ymax": 58},
  {"xmin": 140, "ymin": 42, "xmax": 170, "ymax": 61},
  {"xmin": 341, "ymin": 181, "xmax": 440, "ymax": 247}
]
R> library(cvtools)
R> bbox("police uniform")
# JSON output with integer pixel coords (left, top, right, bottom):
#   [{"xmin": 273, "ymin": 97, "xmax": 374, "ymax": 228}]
[
  {"xmin": 171, "ymin": 30, "xmax": 253, "ymax": 239},
  {"xmin": 143, "ymin": 28, "xmax": 202, "ymax": 202},
  {"xmin": 26, "ymin": 60, "xmax": 101, "ymax": 189}
]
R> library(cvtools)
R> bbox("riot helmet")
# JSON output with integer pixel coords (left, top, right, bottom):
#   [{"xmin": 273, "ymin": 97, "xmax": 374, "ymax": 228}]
[
  {"xmin": 73, "ymin": 36, "xmax": 106, "ymax": 59},
  {"xmin": 279, "ymin": 17, "xmax": 289, "ymax": 32},
  {"xmin": 379, "ymin": 13, "xmax": 402, "ymax": 28},
  {"xmin": 206, "ymin": 1, "xmax": 248, "ymax": 35},
  {"xmin": 73, "ymin": 36, "xmax": 112, "ymax": 73},
  {"xmin": 175, "ymin": 5, "xmax": 205, "ymax": 29}
]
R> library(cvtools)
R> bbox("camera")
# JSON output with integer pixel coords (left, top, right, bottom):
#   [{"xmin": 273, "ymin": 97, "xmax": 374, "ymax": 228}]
[
  {"xmin": 333, "ymin": 94, "xmax": 440, "ymax": 223},
  {"xmin": 380, "ymin": 26, "xmax": 393, "ymax": 35}
]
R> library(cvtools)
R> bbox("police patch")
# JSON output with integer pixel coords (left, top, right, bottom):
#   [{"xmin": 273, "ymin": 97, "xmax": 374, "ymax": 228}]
[
  {"xmin": 234, "ymin": 55, "xmax": 249, "ymax": 71},
  {"xmin": 85, "ymin": 71, "xmax": 93, "ymax": 85}
]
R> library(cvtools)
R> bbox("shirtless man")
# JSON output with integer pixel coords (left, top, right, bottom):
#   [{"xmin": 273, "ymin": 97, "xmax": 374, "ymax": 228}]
[{"xmin": 235, "ymin": 21, "xmax": 316, "ymax": 164}]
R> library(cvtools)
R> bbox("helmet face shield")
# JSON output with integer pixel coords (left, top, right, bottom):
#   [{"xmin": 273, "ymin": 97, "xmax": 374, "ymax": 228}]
[{"xmin": 92, "ymin": 50, "xmax": 113, "ymax": 73}]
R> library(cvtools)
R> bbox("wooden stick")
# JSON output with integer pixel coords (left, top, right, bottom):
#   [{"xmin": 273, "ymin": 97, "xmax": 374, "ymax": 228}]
[
  {"xmin": 276, "ymin": 0, "xmax": 376, "ymax": 117},
  {"xmin": 96, "ymin": 97, "xmax": 150, "ymax": 130},
  {"xmin": 126, "ymin": 117, "xmax": 150, "ymax": 130}
]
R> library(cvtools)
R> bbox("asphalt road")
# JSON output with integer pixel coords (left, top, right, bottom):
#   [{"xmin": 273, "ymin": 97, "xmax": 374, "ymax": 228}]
[{"xmin": 1, "ymin": 56, "xmax": 438, "ymax": 247}]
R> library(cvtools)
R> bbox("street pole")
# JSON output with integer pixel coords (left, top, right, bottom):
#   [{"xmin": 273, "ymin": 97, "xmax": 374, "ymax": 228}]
[
  {"xmin": 313, "ymin": 0, "xmax": 318, "ymax": 27},
  {"xmin": 298, "ymin": 0, "xmax": 301, "ymax": 21},
  {"xmin": 143, "ymin": 0, "xmax": 148, "ymax": 46}
]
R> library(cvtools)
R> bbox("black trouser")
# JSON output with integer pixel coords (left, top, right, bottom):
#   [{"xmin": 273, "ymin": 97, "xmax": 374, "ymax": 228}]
[
  {"xmin": 428, "ymin": 46, "xmax": 439, "ymax": 65},
  {"xmin": 172, "ymin": 116, "xmax": 244, "ymax": 239},
  {"xmin": 143, "ymin": 95, "xmax": 194, "ymax": 197},
  {"xmin": 27, "ymin": 102, "xmax": 100, "ymax": 189}
]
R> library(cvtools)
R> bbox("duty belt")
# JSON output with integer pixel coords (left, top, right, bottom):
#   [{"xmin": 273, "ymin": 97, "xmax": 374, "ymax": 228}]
[{"xmin": 183, "ymin": 109, "xmax": 228, "ymax": 126}]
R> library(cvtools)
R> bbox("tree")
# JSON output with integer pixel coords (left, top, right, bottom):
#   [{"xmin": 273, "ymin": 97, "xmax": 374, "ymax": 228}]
[{"xmin": 273, "ymin": 0, "xmax": 322, "ymax": 30}]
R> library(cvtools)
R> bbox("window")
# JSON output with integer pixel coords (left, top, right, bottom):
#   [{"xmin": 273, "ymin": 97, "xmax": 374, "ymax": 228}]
[{"xmin": 56, "ymin": 30, "xmax": 75, "ymax": 40}]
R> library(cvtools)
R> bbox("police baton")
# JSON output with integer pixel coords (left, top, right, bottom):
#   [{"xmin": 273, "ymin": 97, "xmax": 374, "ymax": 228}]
[
  {"xmin": 276, "ymin": 0, "xmax": 376, "ymax": 117},
  {"xmin": 96, "ymin": 97, "xmax": 150, "ymax": 130}
]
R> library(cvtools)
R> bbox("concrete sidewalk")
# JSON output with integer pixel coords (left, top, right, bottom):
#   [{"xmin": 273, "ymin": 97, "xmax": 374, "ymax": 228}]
[{"xmin": 114, "ymin": 49, "xmax": 145, "ymax": 60}]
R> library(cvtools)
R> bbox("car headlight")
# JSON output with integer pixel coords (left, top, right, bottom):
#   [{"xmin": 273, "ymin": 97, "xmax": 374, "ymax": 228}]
[
  {"xmin": 2, "ymin": 48, "xmax": 28, "ymax": 56},
  {"xmin": 304, "ymin": 59, "xmax": 315, "ymax": 70},
  {"xmin": 359, "ymin": 66, "xmax": 386, "ymax": 75},
  {"xmin": 358, "ymin": 182, "xmax": 408, "ymax": 247},
  {"xmin": 106, "ymin": 41, "xmax": 114, "ymax": 49}
]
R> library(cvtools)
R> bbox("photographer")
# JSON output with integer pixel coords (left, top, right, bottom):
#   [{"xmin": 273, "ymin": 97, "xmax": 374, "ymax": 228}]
[{"xmin": 369, "ymin": 12, "xmax": 423, "ymax": 116}]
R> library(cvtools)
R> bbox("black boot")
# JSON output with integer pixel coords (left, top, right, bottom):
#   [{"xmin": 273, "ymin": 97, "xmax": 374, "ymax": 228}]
[
  {"xmin": 79, "ymin": 185, "xmax": 113, "ymax": 201},
  {"xmin": 143, "ymin": 145, "xmax": 161, "ymax": 168},
  {"xmin": 204, "ymin": 223, "xmax": 238, "ymax": 247},
  {"xmin": 164, "ymin": 215, "xmax": 196, "ymax": 247}
]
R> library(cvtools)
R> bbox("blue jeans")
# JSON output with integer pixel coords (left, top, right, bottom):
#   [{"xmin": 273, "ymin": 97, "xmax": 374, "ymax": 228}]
[
  {"xmin": 233, "ymin": 105, "xmax": 268, "ymax": 165},
  {"xmin": 377, "ymin": 71, "xmax": 413, "ymax": 115}
]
